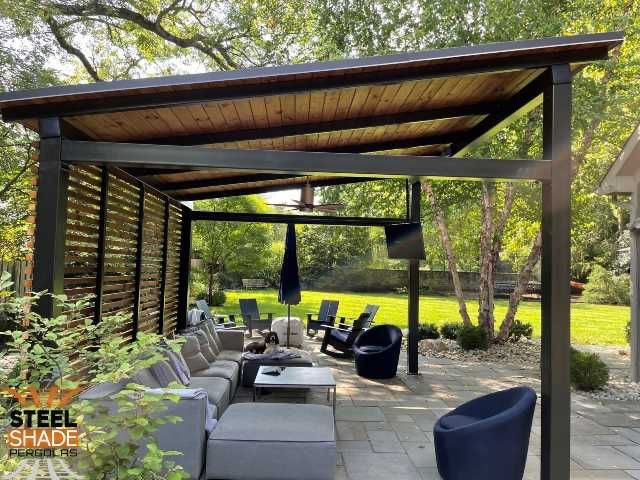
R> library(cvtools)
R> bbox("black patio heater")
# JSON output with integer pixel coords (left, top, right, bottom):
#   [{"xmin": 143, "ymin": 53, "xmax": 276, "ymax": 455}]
[{"xmin": 278, "ymin": 223, "xmax": 301, "ymax": 347}]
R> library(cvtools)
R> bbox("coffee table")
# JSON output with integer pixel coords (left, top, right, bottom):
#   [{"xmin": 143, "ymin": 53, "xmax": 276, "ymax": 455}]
[{"xmin": 253, "ymin": 366, "xmax": 337, "ymax": 414}]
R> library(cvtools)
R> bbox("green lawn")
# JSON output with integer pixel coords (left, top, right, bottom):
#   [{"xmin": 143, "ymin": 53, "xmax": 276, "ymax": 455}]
[{"xmin": 213, "ymin": 289, "xmax": 630, "ymax": 346}]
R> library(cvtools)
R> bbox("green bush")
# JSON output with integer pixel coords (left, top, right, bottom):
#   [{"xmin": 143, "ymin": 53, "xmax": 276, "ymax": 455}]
[
  {"xmin": 583, "ymin": 265, "xmax": 630, "ymax": 305},
  {"xmin": 417, "ymin": 323, "xmax": 440, "ymax": 340},
  {"xmin": 626, "ymin": 319, "xmax": 631, "ymax": 344},
  {"xmin": 570, "ymin": 347, "xmax": 609, "ymax": 391},
  {"xmin": 194, "ymin": 291, "xmax": 207, "ymax": 301},
  {"xmin": 456, "ymin": 325, "xmax": 489, "ymax": 351},
  {"xmin": 509, "ymin": 320, "xmax": 533, "ymax": 342},
  {"xmin": 210, "ymin": 289, "xmax": 227, "ymax": 306},
  {"xmin": 440, "ymin": 322, "xmax": 462, "ymax": 340}
]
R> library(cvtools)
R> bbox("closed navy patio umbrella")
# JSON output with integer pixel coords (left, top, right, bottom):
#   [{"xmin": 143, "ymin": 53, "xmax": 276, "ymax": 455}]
[{"xmin": 278, "ymin": 223, "xmax": 301, "ymax": 347}]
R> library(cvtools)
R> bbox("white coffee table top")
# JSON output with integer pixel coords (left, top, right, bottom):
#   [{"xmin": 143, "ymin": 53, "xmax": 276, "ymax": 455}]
[{"xmin": 254, "ymin": 366, "xmax": 335, "ymax": 388}]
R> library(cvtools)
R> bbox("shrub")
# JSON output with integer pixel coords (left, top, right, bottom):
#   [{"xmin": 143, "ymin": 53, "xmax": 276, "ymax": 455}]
[
  {"xmin": 570, "ymin": 347, "xmax": 609, "ymax": 391},
  {"xmin": 508, "ymin": 320, "xmax": 533, "ymax": 342},
  {"xmin": 440, "ymin": 322, "xmax": 462, "ymax": 340},
  {"xmin": 194, "ymin": 290, "xmax": 207, "ymax": 301},
  {"xmin": 417, "ymin": 323, "xmax": 440, "ymax": 340},
  {"xmin": 456, "ymin": 325, "xmax": 488, "ymax": 351},
  {"xmin": 583, "ymin": 265, "xmax": 630, "ymax": 305},
  {"xmin": 627, "ymin": 319, "xmax": 631, "ymax": 344},
  {"xmin": 210, "ymin": 289, "xmax": 226, "ymax": 306}
]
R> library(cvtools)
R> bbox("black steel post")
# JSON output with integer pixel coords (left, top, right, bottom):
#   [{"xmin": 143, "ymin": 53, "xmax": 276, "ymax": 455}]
[
  {"xmin": 132, "ymin": 183, "xmax": 146, "ymax": 340},
  {"xmin": 32, "ymin": 118, "xmax": 69, "ymax": 318},
  {"xmin": 94, "ymin": 167, "xmax": 109, "ymax": 324},
  {"xmin": 158, "ymin": 199, "xmax": 170, "ymax": 334},
  {"xmin": 407, "ymin": 180, "xmax": 421, "ymax": 375},
  {"xmin": 177, "ymin": 206, "xmax": 192, "ymax": 331},
  {"xmin": 540, "ymin": 64, "xmax": 572, "ymax": 480}
]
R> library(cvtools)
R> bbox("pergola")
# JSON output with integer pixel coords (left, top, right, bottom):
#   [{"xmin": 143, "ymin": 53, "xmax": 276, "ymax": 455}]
[
  {"xmin": 598, "ymin": 121, "xmax": 640, "ymax": 382},
  {"xmin": 0, "ymin": 32, "xmax": 623, "ymax": 480}
]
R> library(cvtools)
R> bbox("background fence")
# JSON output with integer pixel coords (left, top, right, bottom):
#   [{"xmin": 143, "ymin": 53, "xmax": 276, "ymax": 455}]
[{"xmin": 0, "ymin": 260, "xmax": 31, "ymax": 296}]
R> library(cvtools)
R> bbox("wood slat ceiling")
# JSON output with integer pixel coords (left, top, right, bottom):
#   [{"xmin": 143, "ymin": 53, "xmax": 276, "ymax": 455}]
[{"xmin": 0, "ymin": 32, "xmax": 623, "ymax": 200}]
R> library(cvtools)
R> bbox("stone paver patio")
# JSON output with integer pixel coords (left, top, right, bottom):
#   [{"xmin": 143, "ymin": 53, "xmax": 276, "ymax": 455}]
[{"xmin": 233, "ymin": 337, "xmax": 640, "ymax": 479}]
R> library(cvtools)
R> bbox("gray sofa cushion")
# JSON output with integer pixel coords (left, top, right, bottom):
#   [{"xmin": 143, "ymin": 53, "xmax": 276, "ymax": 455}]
[
  {"xmin": 130, "ymin": 367, "xmax": 163, "ymax": 388},
  {"xmin": 192, "ymin": 360, "xmax": 239, "ymax": 398},
  {"xmin": 181, "ymin": 335, "xmax": 210, "ymax": 372},
  {"xmin": 189, "ymin": 377, "xmax": 230, "ymax": 419},
  {"xmin": 196, "ymin": 330, "xmax": 218, "ymax": 362},
  {"xmin": 207, "ymin": 403, "xmax": 336, "ymax": 480},
  {"xmin": 216, "ymin": 350, "xmax": 243, "ymax": 364}
]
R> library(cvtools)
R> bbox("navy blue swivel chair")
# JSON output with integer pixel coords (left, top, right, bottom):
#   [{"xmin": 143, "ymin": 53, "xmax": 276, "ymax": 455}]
[
  {"xmin": 434, "ymin": 386, "xmax": 537, "ymax": 480},
  {"xmin": 353, "ymin": 325, "xmax": 403, "ymax": 379}
]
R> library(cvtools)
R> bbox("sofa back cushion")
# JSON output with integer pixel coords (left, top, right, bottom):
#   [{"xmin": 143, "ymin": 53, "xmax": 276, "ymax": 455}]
[
  {"xmin": 130, "ymin": 367, "xmax": 163, "ymax": 388},
  {"xmin": 180, "ymin": 335, "xmax": 211, "ymax": 372},
  {"xmin": 150, "ymin": 360, "xmax": 182, "ymax": 387},
  {"xmin": 195, "ymin": 330, "xmax": 217, "ymax": 362},
  {"xmin": 165, "ymin": 348, "xmax": 191, "ymax": 385},
  {"xmin": 199, "ymin": 323, "xmax": 220, "ymax": 355},
  {"xmin": 204, "ymin": 320, "xmax": 224, "ymax": 352}
]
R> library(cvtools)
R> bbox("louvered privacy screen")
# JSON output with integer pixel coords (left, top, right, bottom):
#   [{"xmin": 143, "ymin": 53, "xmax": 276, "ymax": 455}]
[{"xmin": 63, "ymin": 165, "xmax": 184, "ymax": 338}]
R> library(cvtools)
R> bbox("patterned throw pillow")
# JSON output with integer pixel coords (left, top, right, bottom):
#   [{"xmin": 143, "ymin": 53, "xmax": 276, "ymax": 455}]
[{"xmin": 204, "ymin": 320, "xmax": 224, "ymax": 352}]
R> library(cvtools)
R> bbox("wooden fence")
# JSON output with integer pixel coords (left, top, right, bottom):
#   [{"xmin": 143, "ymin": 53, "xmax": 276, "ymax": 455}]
[{"xmin": 0, "ymin": 260, "xmax": 31, "ymax": 296}]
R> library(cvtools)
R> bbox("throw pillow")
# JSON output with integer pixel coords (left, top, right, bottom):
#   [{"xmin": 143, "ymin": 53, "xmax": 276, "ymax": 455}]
[
  {"xmin": 199, "ymin": 325, "xmax": 220, "ymax": 355},
  {"xmin": 165, "ymin": 349, "xmax": 191, "ymax": 385},
  {"xmin": 195, "ymin": 330, "xmax": 217, "ymax": 362},
  {"xmin": 204, "ymin": 320, "xmax": 224, "ymax": 352},
  {"xmin": 180, "ymin": 335, "xmax": 210, "ymax": 372},
  {"xmin": 150, "ymin": 360, "xmax": 181, "ymax": 387}
]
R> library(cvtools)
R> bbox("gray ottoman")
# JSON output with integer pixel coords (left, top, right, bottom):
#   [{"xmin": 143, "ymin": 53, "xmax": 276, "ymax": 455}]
[
  {"xmin": 207, "ymin": 403, "xmax": 336, "ymax": 480},
  {"xmin": 241, "ymin": 350, "xmax": 313, "ymax": 387}
]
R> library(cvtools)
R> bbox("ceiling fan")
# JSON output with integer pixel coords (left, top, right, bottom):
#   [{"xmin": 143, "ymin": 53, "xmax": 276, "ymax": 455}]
[{"xmin": 269, "ymin": 181, "xmax": 344, "ymax": 213}]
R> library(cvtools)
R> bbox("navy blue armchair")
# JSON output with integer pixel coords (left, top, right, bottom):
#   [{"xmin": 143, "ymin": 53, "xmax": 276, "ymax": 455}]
[
  {"xmin": 434, "ymin": 386, "xmax": 537, "ymax": 480},
  {"xmin": 353, "ymin": 325, "xmax": 403, "ymax": 379}
]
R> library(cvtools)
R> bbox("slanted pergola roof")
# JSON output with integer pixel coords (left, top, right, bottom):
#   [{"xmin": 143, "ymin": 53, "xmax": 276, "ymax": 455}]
[
  {"xmin": 0, "ymin": 32, "xmax": 623, "ymax": 480},
  {"xmin": 0, "ymin": 32, "xmax": 622, "ymax": 200}
]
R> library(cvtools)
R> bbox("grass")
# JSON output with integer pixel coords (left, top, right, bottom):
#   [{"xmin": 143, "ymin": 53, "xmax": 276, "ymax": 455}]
[{"xmin": 211, "ymin": 289, "xmax": 630, "ymax": 346}]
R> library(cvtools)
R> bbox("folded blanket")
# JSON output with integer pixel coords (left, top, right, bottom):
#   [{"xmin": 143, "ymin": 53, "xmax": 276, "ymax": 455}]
[{"xmin": 242, "ymin": 350, "xmax": 302, "ymax": 361}]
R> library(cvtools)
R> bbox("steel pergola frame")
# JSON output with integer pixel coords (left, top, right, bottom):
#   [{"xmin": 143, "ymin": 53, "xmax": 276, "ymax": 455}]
[{"xmin": 14, "ymin": 30, "xmax": 623, "ymax": 477}]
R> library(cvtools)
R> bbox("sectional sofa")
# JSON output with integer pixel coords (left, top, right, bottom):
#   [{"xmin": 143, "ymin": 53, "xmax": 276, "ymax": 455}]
[{"xmin": 80, "ymin": 318, "xmax": 337, "ymax": 480}]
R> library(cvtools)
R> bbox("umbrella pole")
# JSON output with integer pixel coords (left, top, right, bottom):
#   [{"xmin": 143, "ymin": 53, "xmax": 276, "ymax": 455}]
[{"xmin": 287, "ymin": 304, "xmax": 291, "ymax": 348}]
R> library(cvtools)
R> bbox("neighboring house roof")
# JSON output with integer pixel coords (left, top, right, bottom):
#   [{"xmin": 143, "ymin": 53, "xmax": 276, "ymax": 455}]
[{"xmin": 599, "ymin": 121, "xmax": 640, "ymax": 194}]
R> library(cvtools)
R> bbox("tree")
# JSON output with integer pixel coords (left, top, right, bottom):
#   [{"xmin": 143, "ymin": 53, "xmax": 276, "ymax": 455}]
[
  {"xmin": 192, "ymin": 196, "xmax": 275, "ymax": 299},
  {"xmin": 297, "ymin": 224, "xmax": 372, "ymax": 280},
  {"xmin": 0, "ymin": 15, "xmax": 59, "ymax": 259}
]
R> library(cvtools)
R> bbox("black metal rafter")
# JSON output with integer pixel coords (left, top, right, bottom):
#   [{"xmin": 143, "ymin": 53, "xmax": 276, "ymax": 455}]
[
  {"xmin": 150, "ymin": 103, "xmax": 493, "ymax": 146},
  {"xmin": 159, "ymin": 173, "xmax": 301, "ymax": 192},
  {"xmin": 173, "ymin": 177, "xmax": 377, "ymax": 201},
  {"xmin": 190, "ymin": 211, "xmax": 405, "ymax": 226},
  {"xmin": 60, "ymin": 141, "xmax": 551, "ymax": 181}
]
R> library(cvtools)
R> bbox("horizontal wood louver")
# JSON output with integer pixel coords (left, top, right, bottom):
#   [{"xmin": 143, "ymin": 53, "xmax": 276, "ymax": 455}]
[
  {"xmin": 138, "ymin": 191, "xmax": 166, "ymax": 334},
  {"xmin": 163, "ymin": 204, "xmax": 182, "ymax": 335},
  {"xmin": 64, "ymin": 165, "xmax": 102, "ymax": 328},
  {"xmin": 101, "ymin": 171, "xmax": 139, "ymax": 338},
  {"xmin": 62, "ymin": 166, "xmax": 184, "ymax": 340}
]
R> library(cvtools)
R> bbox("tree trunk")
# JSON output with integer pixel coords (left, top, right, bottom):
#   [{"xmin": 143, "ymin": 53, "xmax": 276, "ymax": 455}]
[
  {"xmin": 478, "ymin": 181, "xmax": 495, "ymax": 337},
  {"xmin": 498, "ymin": 230, "xmax": 542, "ymax": 341},
  {"xmin": 207, "ymin": 265, "xmax": 215, "ymax": 304},
  {"xmin": 422, "ymin": 180, "xmax": 472, "ymax": 326}
]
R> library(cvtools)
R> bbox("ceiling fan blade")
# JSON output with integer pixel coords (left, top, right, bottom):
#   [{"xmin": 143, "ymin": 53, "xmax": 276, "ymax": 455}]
[{"xmin": 317, "ymin": 203, "xmax": 344, "ymax": 210}]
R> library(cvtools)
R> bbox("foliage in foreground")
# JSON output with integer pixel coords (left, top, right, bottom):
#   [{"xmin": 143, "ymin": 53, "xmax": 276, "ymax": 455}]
[
  {"xmin": 570, "ymin": 347, "xmax": 609, "ymax": 391},
  {"xmin": 0, "ymin": 272, "xmax": 187, "ymax": 479}
]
